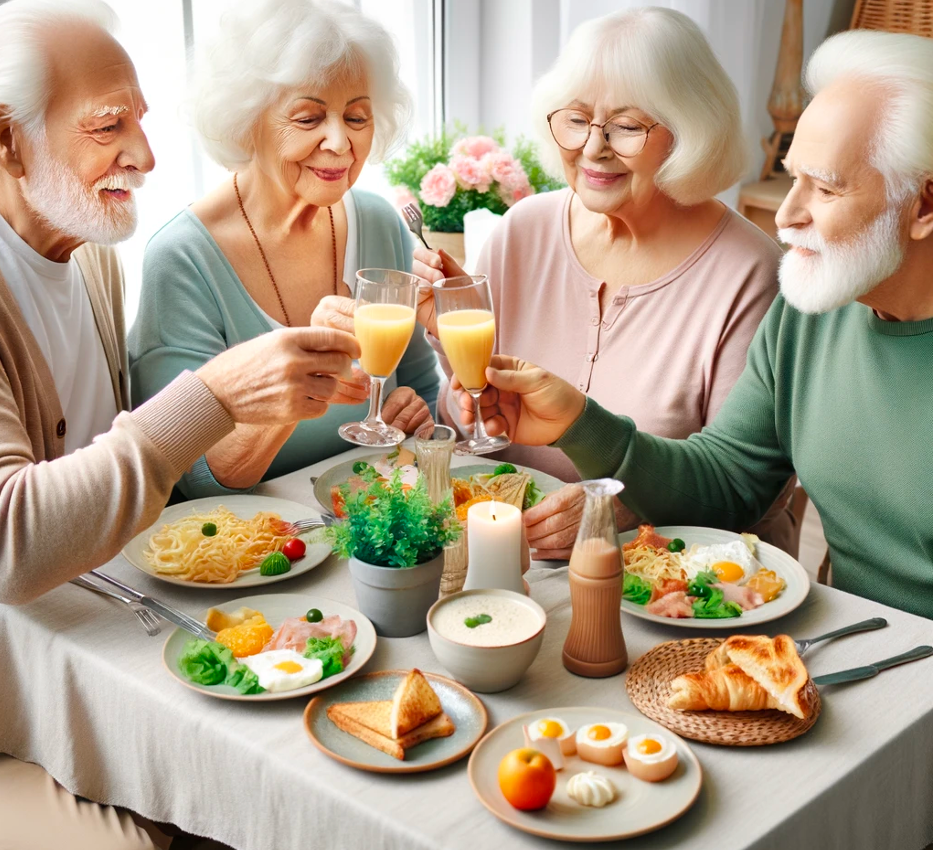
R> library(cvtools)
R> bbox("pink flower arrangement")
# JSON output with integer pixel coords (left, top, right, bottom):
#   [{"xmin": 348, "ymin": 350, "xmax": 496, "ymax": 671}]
[{"xmin": 419, "ymin": 136, "xmax": 535, "ymax": 210}]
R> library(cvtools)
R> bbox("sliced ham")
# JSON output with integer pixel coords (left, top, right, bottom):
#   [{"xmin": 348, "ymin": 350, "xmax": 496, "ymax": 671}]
[
  {"xmin": 714, "ymin": 583, "xmax": 764, "ymax": 611},
  {"xmin": 648, "ymin": 578, "xmax": 689, "ymax": 604},
  {"xmin": 646, "ymin": 591, "xmax": 694, "ymax": 618},
  {"xmin": 263, "ymin": 615, "xmax": 357, "ymax": 664},
  {"xmin": 623, "ymin": 524, "xmax": 673, "ymax": 553}
]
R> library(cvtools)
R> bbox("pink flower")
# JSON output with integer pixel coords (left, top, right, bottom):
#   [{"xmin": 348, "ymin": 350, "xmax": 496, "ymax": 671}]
[
  {"xmin": 450, "ymin": 154, "xmax": 492, "ymax": 193},
  {"xmin": 500, "ymin": 174, "xmax": 535, "ymax": 207},
  {"xmin": 419, "ymin": 164, "xmax": 457, "ymax": 207},
  {"xmin": 482, "ymin": 151, "xmax": 520, "ymax": 184},
  {"xmin": 392, "ymin": 186, "xmax": 419, "ymax": 211},
  {"xmin": 451, "ymin": 135, "xmax": 499, "ymax": 159}
]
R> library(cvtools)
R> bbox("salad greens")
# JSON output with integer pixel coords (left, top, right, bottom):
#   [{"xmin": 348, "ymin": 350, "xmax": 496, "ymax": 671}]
[
  {"xmin": 623, "ymin": 573, "xmax": 652, "ymax": 606},
  {"xmin": 464, "ymin": 613, "xmax": 493, "ymax": 628},
  {"xmin": 351, "ymin": 460, "xmax": 381, "ymax": 483},
  {"xmin": 688, "ymin": 571, "xmax": 743, "ymax": 619},
  {"xmin": 304, "ymin": 635, "xmax": 349, "ymax": 679},
  {"xmin": 177, "ymin": 640, "xmax": 264, "ymax": 694}
]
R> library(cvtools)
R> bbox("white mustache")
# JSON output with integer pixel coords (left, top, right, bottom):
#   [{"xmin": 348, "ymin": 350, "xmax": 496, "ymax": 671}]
[
  {"xmin": 93, "ymin": 171, "xmax": 146, "ymax": 192},
  {"xmin": 777, "ymin": 227, "xmax": 826, "ymax": 253}
]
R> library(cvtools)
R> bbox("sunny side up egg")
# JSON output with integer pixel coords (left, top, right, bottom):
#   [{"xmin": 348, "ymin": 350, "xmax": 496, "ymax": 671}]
[
  {"xmin": 528, "ymin": 717, "xmax": 577, "ymax": 756},
  {"xmin": 241, "ymin": 649, "xmax": 323, "ymax": 693},
  {"xmin": 682, "ymin": 540, "xmax": 758, "ymax": 584}
]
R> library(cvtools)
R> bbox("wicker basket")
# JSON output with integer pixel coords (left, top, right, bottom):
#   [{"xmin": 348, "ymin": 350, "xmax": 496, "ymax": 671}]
[{"xmin": 851, "ymin": 0, "xmax": 933, "ymax": 37}]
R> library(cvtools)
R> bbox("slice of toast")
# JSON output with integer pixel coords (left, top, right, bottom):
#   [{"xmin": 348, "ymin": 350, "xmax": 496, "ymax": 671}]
[
  {"xmin": 328, "ymin": 700, "xmax": 394, "ymax": 738},
  {"xmin": 390, "ymin": 669, "xmax": 442, "ymax": 738},
  {"xmin": 326, "ymin": 705, "xmax": 457, "ymax": 761}
]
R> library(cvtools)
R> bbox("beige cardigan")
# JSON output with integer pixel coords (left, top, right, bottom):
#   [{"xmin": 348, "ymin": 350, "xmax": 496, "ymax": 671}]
[{"xmin": 0, "ymin": 241, "xmax": 234, "ymax": 604}]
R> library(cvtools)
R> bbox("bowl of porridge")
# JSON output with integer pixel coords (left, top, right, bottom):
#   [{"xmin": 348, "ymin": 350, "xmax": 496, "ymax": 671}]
[{"xmin": 427, "ymin": 589, "xmax": 546, "ymax": 693}]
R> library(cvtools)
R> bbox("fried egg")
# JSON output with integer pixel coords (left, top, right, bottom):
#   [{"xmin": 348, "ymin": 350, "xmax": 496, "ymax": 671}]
[
  {"xmin": 575, "ymin": 722, "xmax": 628, "ymax": 766},
  {"xmin": 241, "ymin": 649, "xmax": 323, "ymax": 693},
  {"xmin": 528, "ymin": 716, "xmax": 576, "ymax": 756},
  {"xmin": 682, "ymin": 540, "xmax": 758, "ymax": 584},
  {"xmin": 623, "ymin": 733, "xmax": 679, "ymax": 782}
]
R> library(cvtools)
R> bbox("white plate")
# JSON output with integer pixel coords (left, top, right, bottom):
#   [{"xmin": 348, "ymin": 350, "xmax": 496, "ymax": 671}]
[
  {"xmin": 618, "ymin": 525, "xmax": 809, "ymax": 629},
  {"xmin": 162, "ymin": 593, "xmax": 376, "ymax": 702},
  {"xmin": 123, "ymin": 495, "xmax": 331, "ymax": 589},
  {"xmin": 468, "ymin": 707, "xmax": 702, "ymax": 842}
]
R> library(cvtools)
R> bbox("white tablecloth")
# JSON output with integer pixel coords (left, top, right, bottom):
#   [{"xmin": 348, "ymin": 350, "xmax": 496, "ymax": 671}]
[{"xmin": 2, "ymin": 447, "xmax": 933, "ymax": 850}]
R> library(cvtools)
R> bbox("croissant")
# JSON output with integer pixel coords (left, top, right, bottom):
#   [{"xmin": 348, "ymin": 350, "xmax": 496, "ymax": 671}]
[{"xmin": 668, "ymin": 664, "xmax": 783, "ymax": 712}]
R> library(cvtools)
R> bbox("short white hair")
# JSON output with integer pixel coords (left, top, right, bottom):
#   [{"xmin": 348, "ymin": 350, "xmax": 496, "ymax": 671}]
[
  {"xmin": 190, "ymin": 0, "xmax": 412, "ymax": 170},
  {"xmin": 805, "ymin": 30, "xmax": 933, "ymax": 203},
  {"xmin": 0, "ymin": 0, "xmax": 118, "ymax": 139},
  {"xmin": 530, "ymin": 7, "xmax": 746, "ymax": 206}
]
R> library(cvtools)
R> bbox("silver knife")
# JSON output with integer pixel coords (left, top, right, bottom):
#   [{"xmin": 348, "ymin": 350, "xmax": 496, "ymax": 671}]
[
  {"xmin": 89, "ymin": 570, "xmax": 216, "ymax": 640},
  {"xmin": 813, "ymin": 645, "xmax": 933, "ymax": 685}
]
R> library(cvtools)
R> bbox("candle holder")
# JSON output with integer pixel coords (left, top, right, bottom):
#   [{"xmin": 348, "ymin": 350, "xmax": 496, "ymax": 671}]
[{"xmin": 462, "ymin": 500, "xmax": 524, "ymax": 594}]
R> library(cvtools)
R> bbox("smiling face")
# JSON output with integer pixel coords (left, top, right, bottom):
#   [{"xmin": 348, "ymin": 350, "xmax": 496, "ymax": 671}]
[
  {"xmin": 776, "ymin": 80, "xmax": 910, "ymax": 312},
  {"xmin": 20, "ymin": 23, "xmax": 154, "ymax": 244},
  {"xmin": 555, "ymin": 98, "xmax": 672, "ymax": 216},
  {"xmin": 251, "ymin": 67, "xmax": 374, "ymax": 208}
]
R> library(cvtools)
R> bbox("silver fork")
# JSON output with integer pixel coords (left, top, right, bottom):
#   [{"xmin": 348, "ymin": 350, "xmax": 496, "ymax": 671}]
[
  {"xmin": 402, "ymin": 202, "xmax": 432, "ymax": 250},
  {"xmin": 288, "ymin": 513, "xmax": 339, "ymax": 534},
  {"xmin": 69, "ymin": 575, "xmax": 162, "ymax": 637},
  {"xmin": 794, "ymin": 616, "xmax": 887, "ymax": 655}
]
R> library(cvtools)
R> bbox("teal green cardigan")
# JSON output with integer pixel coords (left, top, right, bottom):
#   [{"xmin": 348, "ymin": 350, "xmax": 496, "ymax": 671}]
[{"xmin": 128, "ymin": 189, "xmax": 439, "ymax": 499}]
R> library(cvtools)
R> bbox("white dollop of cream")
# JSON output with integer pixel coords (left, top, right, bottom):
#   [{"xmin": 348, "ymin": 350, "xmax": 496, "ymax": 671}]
[{"xmin": 566, "ymin": 772, "xmax": 615, "ymax": 808}]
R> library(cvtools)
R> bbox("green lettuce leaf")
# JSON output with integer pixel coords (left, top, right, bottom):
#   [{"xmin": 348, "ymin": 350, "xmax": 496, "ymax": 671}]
[
  {"xmin": 177, "ymin": 639, "xmax": 264, "ymax": 694},
  {"xmin": 523, "ymin": 478, "xmax": 544, "ymax": 510},
  {"xmin": 623, "ymin": 572, "xmax": 652, "ymax": 605},
  {"xmin": 304, "ymin": 635, "xmax": 347, "ymax": 679}
]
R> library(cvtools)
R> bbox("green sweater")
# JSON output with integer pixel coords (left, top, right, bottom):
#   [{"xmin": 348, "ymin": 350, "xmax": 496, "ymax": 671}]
[
  {"xmin": 557, "ymin": 296, "xmax": 933, "ymax": 619},
  {"xmin": 129, "ymin": 190, "xmax": 439, "ymax": 498}
]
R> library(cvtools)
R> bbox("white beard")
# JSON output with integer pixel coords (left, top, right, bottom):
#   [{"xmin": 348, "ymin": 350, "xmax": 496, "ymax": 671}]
[
  {"xmin": 21, "ymin": 134, "xmax": 144, "ymax": 246},
  {"xmin": 778, "ymin": 205, "xmax": 905, "ymax": 314}
]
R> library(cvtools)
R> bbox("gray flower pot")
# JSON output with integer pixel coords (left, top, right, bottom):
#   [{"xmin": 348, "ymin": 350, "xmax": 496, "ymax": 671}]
[{"xmin": 347, "ymin": 553, "xmax": 445, "ymax": 637}]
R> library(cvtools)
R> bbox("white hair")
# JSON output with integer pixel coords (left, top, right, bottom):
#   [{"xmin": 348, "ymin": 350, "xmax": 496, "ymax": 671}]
[
  {"xmin": 0, "ymin": 0, "xmax": 118, "ymax": 139},
  {"xmin": 530, "ymin": 7, "xmax": 747, "ymax": 206},
  {"xmin": 190, "ymin": 0, "xmax": 412, "ymax": 170},
  {"xmin": 805, "ymin": 30, "xmax": 933, "ymax": 203}
]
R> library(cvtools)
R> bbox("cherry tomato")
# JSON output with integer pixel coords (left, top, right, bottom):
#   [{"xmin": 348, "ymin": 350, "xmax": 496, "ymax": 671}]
[{"xmin": 282, "ymin": 538, "xmax": 306, "ymax": 561}]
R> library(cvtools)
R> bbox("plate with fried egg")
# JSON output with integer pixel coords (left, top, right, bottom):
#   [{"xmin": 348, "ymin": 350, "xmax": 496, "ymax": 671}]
[
  {"xmin": 468, "ymin": 707, "xmax": 702, "ymax": 842},
  {"xmin": 617, "ymin": 525, "xmax": 809, "ymax": 628}
]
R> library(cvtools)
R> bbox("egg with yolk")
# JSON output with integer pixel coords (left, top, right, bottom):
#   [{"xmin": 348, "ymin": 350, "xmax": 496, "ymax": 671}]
[
  {"xmin": 575, "ymin": 722, "xmax": 628, "ymax": 766},
  {"xmin": 241, "ymin": 649, "xmax": 323, "ymax": 692},
  {"xmin": 623, "ymin": 733, "xmax": 678, "ymax": 782},
  {"xmin": 527, "ymin": 717, "xmax": 576, "ymax": 756},
  {"xmin": 711, "ymin": 560, "xmax": 745, "ymax": 583}
]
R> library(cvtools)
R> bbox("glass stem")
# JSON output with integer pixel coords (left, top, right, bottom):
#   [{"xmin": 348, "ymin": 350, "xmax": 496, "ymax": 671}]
[
  {"xmin": 365, "ymin": 376, "xmax": 387, "ymax": 424},
  {"xmin": 471, "ymin": 392, "xmax": 490, "ymax": 440}
]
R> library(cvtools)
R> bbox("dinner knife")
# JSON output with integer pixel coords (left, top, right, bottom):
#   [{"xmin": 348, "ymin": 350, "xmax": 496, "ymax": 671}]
[
  {"xmin": 89, "ymin": 570, "xmax": 217, "ymax": 640},
  {"xmin": 813, "ymin": 645, "xmax": 933, "ymax": 686}
]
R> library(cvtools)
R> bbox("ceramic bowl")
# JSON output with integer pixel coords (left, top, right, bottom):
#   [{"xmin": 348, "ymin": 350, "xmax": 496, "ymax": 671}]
[{"xmin": 426, "ymin": 588, "xmax": 546, "ymax": 693}]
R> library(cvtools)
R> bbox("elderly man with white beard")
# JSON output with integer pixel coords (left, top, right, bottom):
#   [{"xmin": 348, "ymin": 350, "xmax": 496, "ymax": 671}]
[
  {"xmin": 454, "ymin": 28, "xmax": 933, "ymax": 620},
  {"xmin": 0, "ymin": 2, "xmax": 362, "ymax": 845}
]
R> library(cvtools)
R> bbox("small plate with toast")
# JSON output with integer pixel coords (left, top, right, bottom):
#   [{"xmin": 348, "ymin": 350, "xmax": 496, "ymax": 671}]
[{"xmin": 304, "ymin": 669, "xmax": 488, "ymax": 773}]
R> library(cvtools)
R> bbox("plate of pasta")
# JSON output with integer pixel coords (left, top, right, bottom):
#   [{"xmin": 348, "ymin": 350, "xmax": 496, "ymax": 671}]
[
  {"xmin": 122, "ymin": 495, "xmax": 332, "ymax": 588},
  {"xmin": 617, "ymin": 525, "xmax": 809, "ymax": 628}
]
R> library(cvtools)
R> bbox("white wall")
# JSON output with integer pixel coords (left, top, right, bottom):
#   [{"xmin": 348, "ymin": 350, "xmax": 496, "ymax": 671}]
[{"xmin": 474, "ymin": 0, "xmax": 856, "ymax": 187}]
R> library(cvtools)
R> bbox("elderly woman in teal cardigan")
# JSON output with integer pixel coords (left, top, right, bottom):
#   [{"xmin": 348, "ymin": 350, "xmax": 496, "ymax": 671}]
[{"xmin": 129, "ymin": 0, "xmax": 438, "ymax": 499}]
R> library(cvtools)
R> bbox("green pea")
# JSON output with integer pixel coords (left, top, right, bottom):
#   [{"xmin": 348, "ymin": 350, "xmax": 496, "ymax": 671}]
[
  {"xmin": 306, "ymin": 608, "xmax": 323, "ymax": 624},
  {"xmin": 667, "ymin": 538, "xmax": 686, "ymax": 553},
  {"xmin": 201, "ymin": 522, "xmax": 217, "ymax": 537}
]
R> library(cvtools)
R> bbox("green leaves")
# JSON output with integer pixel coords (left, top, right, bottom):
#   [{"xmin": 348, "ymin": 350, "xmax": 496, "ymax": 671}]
[
  {"xmin": 177, "ymin": 640, "xmax": 264, "ymax": 694},
  {"xmin": 327, "ymin": 470, "xmax": 462, "ymax": 568},
  {"xmin": 464, "ymin": 613, "xmax": 492, "ymax": 629},
  {"xmin": 304, "ymin": 636, "xmax": 347, "ymax": 679},
  {"xmin": 623, "ymin": 573, "xmax": 652, "ymax": 606},
  {"xmin": 688, "ymin": 571, "xmax": 742, "ymax": 618}
]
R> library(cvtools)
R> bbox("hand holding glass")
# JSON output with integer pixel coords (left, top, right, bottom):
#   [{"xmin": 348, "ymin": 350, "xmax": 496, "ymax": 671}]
[
  {"xmin": 338, "ymin": 269, "xmax": 418, "ymax": 448},
  {"xmin": 433, "ymin": 275, "xmax": 510, "ymax": 455}
]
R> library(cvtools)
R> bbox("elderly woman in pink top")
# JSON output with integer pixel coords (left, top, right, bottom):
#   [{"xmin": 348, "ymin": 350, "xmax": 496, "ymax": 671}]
[{"xmin": 316, "ymin": 7, "xmax": 796, "ymax": 558}]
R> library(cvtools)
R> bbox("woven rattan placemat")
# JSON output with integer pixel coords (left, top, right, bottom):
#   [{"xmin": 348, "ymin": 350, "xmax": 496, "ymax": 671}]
[{"xmin": 626, "ymin": 638, "xmax": 821, "ymax": 746}]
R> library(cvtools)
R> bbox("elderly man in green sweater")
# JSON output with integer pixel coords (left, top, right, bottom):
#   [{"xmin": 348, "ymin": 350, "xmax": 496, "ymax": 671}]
[{"xmin": 460, "ymin": 29, "xmax": 933, "ymax": 620}]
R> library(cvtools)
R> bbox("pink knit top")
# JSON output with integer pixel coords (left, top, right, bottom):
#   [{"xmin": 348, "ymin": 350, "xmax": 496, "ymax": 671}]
[{"xmin": 430, "ymin": 188, "xmax": 797, "ymax": 551}]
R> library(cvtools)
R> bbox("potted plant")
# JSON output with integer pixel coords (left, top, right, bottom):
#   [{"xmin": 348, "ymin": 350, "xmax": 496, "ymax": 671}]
[
  {"xmin": 385, "ymin": 126, "xmax": 563, "ymax": 263},
  {"xmin": 328, "ymin": 471, "xmax": 462, "ymax": 637}
]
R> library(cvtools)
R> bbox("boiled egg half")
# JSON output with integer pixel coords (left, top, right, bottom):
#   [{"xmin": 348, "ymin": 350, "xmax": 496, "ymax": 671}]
[
  {"xmin": 241, "ymin": 649, "xmax": 323, "ymax": 693},
  {"xmin": 623, "ymin": 733, "xmax": 679, "ymax": 782},
  {"xmin": 527, "ymin": 717, "xmax": 576, "ymax": 756},
  {"xmin": 575, "ymin": 722, "xmax": 628, "ymax": 766}
]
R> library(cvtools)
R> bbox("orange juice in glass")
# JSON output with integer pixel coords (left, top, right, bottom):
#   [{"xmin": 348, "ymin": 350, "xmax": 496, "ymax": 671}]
[
  {"xmin": 339, "ymin": 269, "xmax": 419, "ymax": 448},
  {"xmin": 433, "ymin": 276, "xmax": 510, "ymax": 455}
]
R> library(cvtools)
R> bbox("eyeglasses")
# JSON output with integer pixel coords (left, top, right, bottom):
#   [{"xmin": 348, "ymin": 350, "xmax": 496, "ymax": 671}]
[{"xmin": 547, "ymin": 108, "xmax": 660, "ymax": 159}]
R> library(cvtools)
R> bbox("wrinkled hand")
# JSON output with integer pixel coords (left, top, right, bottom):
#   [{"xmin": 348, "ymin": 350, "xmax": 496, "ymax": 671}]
[
  {"xmin": 523, "ymin": 484, "xmax": 586, "ymax": 561},
  {"xmin": 380, "ymin": 387, "xmax": 433, "ymax": 434},
  {"xmin": 331, "ymin": 364, "xmax": 371, "ymax": 405},
  {"xmin": 197, "ymin": 327, "xmax": 360, "ymax": 424},
  {"xmin": 412, "ymin": 247, "xmax": 466, "ymax": 335},
  {"xmin": 310, "ymin": 295, "xmax": 356, "ymax": 335},
  {"xmin": 454, "ymin": 355, "xmax": 586, "ymax": 446}
]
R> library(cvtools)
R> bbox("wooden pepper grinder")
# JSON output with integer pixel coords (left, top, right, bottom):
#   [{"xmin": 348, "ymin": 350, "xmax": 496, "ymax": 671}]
[{"xmin": 562, "ymin": 479, "xmax": 628, "ymax": 677}]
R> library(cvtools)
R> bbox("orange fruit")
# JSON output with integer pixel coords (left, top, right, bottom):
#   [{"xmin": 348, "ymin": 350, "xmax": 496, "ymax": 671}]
[
  {"xmin": 498, "ymin": 748, "xmax": 556, "ymax": 811},
  {"xmin": 215, "ymin": 615, "xmax": 273, "ymax": 657}
]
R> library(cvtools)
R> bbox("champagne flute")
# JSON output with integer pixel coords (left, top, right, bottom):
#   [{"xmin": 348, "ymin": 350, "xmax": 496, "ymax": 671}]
[
  {"xmin": 433, "ymin": 275, "xmax": 510, "ymax": 456},
  {"xmin": 338, "ymin": 269, "xmax": 419, "ymax": 448}
]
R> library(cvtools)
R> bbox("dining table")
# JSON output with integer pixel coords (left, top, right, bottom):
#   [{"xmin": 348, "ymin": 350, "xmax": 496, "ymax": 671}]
[{"xmin": 2, "ymin": 445, "xmax": 933, "ymax": 850}]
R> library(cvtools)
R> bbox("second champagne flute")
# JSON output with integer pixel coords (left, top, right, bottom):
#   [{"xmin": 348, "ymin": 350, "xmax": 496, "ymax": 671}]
[
  {"xmin": 433, "ymin": 275, "xmax": 510, "ymax": 456},
  {"xmin": 338, "ymin": 269, "xmax": 419, "ymax": 448}
]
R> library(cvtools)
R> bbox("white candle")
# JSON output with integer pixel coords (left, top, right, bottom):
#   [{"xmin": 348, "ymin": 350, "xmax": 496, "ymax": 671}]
[{"xmin": 463, "ymin": 500, "xmax": 524, "ymax": 594}]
